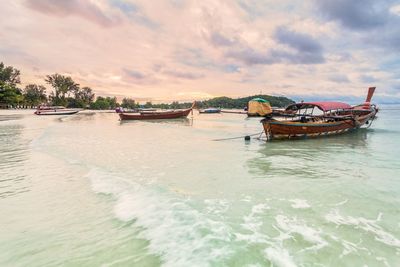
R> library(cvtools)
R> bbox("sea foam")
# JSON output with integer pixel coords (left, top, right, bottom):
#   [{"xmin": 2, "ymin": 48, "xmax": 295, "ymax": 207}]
[
  {"xmin": 87, "ymin": 168, "xmax": 234, "ymax": 267},
  {"xmin": 325, "ymin": 209, "xmax": 400, "ymax": 249},
  {"xmin": 289, "ymin": 199, "xmax": 311, "ymax": 209}
]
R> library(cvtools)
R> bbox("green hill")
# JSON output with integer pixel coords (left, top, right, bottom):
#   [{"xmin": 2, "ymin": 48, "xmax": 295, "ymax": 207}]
[{"xmin": 197, "ymin": 95, "xmax": 295, "ymax": 109}]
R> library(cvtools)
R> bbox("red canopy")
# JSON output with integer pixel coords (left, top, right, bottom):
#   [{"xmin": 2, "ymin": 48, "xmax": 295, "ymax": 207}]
[{"xmin": 286, "ymin": 102, "xmax": 351, "ymax": 112}]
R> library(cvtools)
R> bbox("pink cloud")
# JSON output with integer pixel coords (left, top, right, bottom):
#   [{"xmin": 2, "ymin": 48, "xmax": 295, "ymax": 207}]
[{"xmin": 25, "ymin": 0, "xmax": 120, "ymax": 27}]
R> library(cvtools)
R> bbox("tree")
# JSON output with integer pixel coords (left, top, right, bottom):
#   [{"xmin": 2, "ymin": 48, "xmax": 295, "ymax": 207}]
[
  {"xmin": 90, "ymin": 96, "xmax": 118, "ymax": 110},
  {"xmin": 106, "ymin": 97, "xmax": 118, "ymax": 109},
  {"xmin": 23, "ymin": 84, "xmax": 47, "ymax": 107},
  {"xmin": 0, "ymin": 62, "xmax": 22, "ymax": 107},
  {"xmin": 121, "ymin": 98, "xmax": 136, "ymax": 109},
  {"xmin": 79, "ymin": 87, "xmax": 95, "ymax": 106},
  {"xmin": 69, "ymin": 86, "xmax": 95, "ymax": 108},
  {"xmin": 0, "ymin": 62, "xmax": 20, "ymax": 86},
  {"xmin": 45, "ymin": 73, "xmax": 79, "ymax": 106}
]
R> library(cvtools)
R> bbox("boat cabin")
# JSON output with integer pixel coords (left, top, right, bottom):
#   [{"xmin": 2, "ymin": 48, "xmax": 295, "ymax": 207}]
[{"xmin": 280, "ymin": 102, "xmax": 352, "ymax": 122}]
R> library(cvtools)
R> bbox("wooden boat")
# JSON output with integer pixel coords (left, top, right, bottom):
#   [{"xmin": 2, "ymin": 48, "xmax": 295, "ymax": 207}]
[
  {"xmin": 34, "ymin": 106, "xmax": 80, "ymax": 115},
  {"xmin": 119, "ymin": 102, "xmax": 195, "ymax": 120},
  {"xmin": 261, "ymin": 87, "xmax": 378, "ymax": 140},
  {"xmin": 199, "ymin": 108, "xmax": 221, "ymax": 114}
]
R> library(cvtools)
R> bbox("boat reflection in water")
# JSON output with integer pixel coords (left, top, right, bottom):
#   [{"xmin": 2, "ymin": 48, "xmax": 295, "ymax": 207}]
[
  {"xmin": 119, "ymin": 117, "xmax": 193, "ymax": 126},
  {"xmin": 247, "ymin": 129, "xmax": 371, "ymax": 179}
]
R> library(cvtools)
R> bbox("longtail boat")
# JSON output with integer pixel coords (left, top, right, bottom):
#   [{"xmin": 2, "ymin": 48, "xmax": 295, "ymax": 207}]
[
  {"xmin": 118, "ymin": 102, "xmax": 195, "ymax": 120},
  {"xmin": 199, "ymin": 108, "xmax": 221, "ymax": 114},
  {"xmin": 261, "ymin": 87, "xmax": 378, "ymax": 140}
]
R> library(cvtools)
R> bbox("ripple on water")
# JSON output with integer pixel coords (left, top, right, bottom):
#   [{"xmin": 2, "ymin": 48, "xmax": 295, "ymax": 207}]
[{"xmin": 0, "ymin": 123, "xmax": 29, "ymax": 199}]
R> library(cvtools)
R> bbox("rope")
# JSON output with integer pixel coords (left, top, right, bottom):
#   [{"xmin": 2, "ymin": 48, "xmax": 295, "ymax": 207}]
[
  {"xmin": 365, "ymin": 113, "xmax": 376, "ymax": 129},
  {"xmin": 212, "ymin": 131, "xmax": 264, "ymax": 141}
]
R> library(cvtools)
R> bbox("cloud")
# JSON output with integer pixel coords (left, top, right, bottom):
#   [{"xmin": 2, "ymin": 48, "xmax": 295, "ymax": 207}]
[
  {"xmin": 225, "ymin": 48, "xmax": 271, "ymax": 65},
  {"xmin": 25, "ymin": 0, "xmax": 119, "ymax": 27},
  {"xmin": 163, "ymin": 70, "xmax": 204, "ymax": 80},
  {"xmin": 225, "ymin": 26, "xmax": 324, "ymax": 65},
  {"xmin": 275, "ymin": 27, "xmax": 322, "ymax": 54},
  {"xmin": 1, "ymin": 0, "xmax": 399, "ymax": 100},
  {"xmin": 328, "ymin": 73, "xmax": 350, "ymax": 83},
  {"xmin": 123, "ymin": 68, "xmax": 146, "ymax": 79},
  {"xmin": 359, "ymin": 74, "xmax": 377, "ymax": 83},
  {"xmin": 314, "ymin": 0, "xmax": 390, "ymax": 30},
  {"xmin": 273, "ymin": 26, "xmax": 325, "ymax": 64},
  {"xmin": 209, "ymin": 32, "xmax": 237, "ymax": 47}
]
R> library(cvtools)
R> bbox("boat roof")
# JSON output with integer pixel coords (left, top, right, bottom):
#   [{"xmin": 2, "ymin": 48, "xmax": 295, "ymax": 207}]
[{"xmin": 286, "ymin": 102, "xmax": 351, "ymax": 112}]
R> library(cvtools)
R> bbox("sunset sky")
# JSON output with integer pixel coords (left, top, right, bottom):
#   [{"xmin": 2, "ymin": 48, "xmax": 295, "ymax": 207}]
[{"xmin": 1, "ymin": 0, "xmax": 400, "ymax": 102}]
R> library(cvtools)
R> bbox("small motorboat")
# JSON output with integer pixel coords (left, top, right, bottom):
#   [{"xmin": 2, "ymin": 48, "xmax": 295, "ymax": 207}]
[
  {"xmin": 199, "ymin": 108, "xmax": 221, "ymax": 114},
  {"xmin": 34, "ymin": 106, "xmax": 80, "ymax": 115},
  {"xmin": 261, "ymin": 87, "xmax": 378, "ymax": 140},
  {"xmin": 119, "ymin": 102, "xmax": 195, "ymax": 120}
]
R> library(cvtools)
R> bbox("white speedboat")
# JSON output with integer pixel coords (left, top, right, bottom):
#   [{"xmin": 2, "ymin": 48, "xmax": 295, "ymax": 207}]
[{"xmin": 34, "ymin": 106, "xmax": 80, "ymax": 115}]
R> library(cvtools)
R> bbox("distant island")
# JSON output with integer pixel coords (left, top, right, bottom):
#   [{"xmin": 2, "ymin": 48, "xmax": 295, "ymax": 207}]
[
  {"xmin": 196, "ymin": 95, "xmax": 294, "ymax": 109},
  {"xmin": 0, "ymin": 62, "xmax": 294, "ymax": 110}
]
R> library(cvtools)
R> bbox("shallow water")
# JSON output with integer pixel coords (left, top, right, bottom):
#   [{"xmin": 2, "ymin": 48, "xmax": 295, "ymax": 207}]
[{"xmin": 0, "ymin": 108, "xmax": 399, "ymax": 266}]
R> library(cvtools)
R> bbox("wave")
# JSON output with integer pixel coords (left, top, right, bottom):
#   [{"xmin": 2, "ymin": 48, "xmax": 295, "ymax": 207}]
[{"xmin": 87, "ymin": 168, "xmax": 234, "ymax": 267}]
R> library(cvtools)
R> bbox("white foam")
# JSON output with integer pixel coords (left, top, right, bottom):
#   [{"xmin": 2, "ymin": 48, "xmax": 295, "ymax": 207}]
[
  {"xmin": 236, "ymin": 203, "xmax": 271, "ymax": 244},
  {"xmin": 264, "ymin": 246, "xmax": 297, "ymax": 267},
  {"xmin": 326, "ymin": 209, "xmax": 400, "ymax": 248},
  {"xmin": 87, "ymin": 168, "xmax": 234, "ymax": 267},
  {"xmin": 289, "ymin": 199, "xmax": 311, "ymax": 209},
  {"xmin": 275, "ymin": 215, "xmax": 327, "ymax": 250},
  {"xmin": 241, "ymin": 204, "xmax": 270, "ymax": 232},
  {"xmin": 376, "ymin": 256, "xmax": 390, "ymax": 267},
  {"xmin": 204, "ymin": 199, "xmax": 229, "ymax": 215},
  {"xmin": 331, "ymin": 199, "xmax": 348, "ymax": 206}
]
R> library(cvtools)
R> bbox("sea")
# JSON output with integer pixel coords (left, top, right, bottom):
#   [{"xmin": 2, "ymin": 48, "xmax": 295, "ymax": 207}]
[{"xmin": 1, "ymin": 106, "xmax": 399, "ymax": 267}]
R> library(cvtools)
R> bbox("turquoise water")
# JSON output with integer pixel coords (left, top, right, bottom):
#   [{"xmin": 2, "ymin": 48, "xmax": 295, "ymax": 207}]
[{"xmin": 1, "ymin": 108, "xmax": 399, "ymax": 266}]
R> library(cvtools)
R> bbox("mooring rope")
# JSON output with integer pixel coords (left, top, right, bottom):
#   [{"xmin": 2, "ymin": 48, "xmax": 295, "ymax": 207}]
[
  {"xmin": 365, "ymin": 113, "xmax": 376, "ymax": 129},
  {"xmin": 212, "ymin": 131, "xmax": 264, "ymax": 141}
]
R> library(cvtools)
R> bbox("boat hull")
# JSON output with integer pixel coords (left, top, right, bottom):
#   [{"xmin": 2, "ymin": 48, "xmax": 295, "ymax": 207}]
[
  {"xmin": 199, "ymin": 109, "xmax": 221, "ymax": 114},
  {"xmin": 35, "ymin": 110, "xmax": 80, "ymax": 115},
  {"xmin": 262, "ymin": 110, "xmax": 376, "ymax": 140},
  {"xmin": 119, "ymin": 108, "xmax": 192, "ymax": 120}
]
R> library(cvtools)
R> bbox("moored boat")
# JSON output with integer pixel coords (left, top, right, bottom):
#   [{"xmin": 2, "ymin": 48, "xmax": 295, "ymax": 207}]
[
  {"xmin": 220, "ymin": 109, "xmax": 247, "ymax": 114},
  {"xmin": 119, "ymin": 102, "xmax": 195, "ymax": 120},
  {"xmin": 261, "ymin": 87, "xmax": 378, "ymax": 140},
  {"xmin": 199, "ymin": 108, "xmax": 221, "ymax": 114},
  {"xmin": 34, "ymin": 106, "xmax": 80, "ymax": 115}
]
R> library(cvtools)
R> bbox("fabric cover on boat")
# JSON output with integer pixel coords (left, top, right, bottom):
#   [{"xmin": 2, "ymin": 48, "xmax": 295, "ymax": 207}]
[
  {"xmin": 285, "ymin": 102, "xmax": 351, "ymax": 112},
  {"xmin": 248, "ymin": 98, "xmax": 272, "ymax": 116}
]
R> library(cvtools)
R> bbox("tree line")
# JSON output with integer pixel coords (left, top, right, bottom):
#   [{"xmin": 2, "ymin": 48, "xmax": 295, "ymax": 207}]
[
  {"xmin": 0, "ymin": 62, "xmax": 138, "ymax": 110},
  {"xmin": 1, "ymin": 62, "xmax": 294, "ymax": 110}
]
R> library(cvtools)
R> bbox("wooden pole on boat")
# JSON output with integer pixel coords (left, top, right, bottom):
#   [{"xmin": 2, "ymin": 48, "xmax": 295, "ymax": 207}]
[{"xmin": 365, "ymin": 87, "xmax": 376, "ymax": 103}]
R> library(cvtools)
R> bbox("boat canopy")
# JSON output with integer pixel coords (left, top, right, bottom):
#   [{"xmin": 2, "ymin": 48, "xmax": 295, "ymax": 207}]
[
  {"xmin": 250, "ymin": 98, "xmax": 269, "ymax": 103},
  {"xmin": 286, "ymin": 102, "xmax": 351, "ymax": 112}
]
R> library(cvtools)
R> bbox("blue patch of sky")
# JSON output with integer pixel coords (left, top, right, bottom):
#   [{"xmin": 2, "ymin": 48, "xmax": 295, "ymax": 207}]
[
  {"xmin": 237, "ymin": 0, "xmax": 300, "ymax": 19},
  {"xmin": 109, "ymin": 0, "xmax": 159, "ymax": 29},
  {"xmin": 223, "ymin": 64, "xmax": 240, "ymax": 73},
  {"xmin": 378, "ymin": 58, "xmax": 400, "ymax": 72}
]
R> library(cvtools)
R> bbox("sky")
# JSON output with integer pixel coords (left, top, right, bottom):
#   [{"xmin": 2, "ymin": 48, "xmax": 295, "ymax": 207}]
[{"xmin": 1, "ymin": 0, "xmax": 400, "ymax": 103}]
